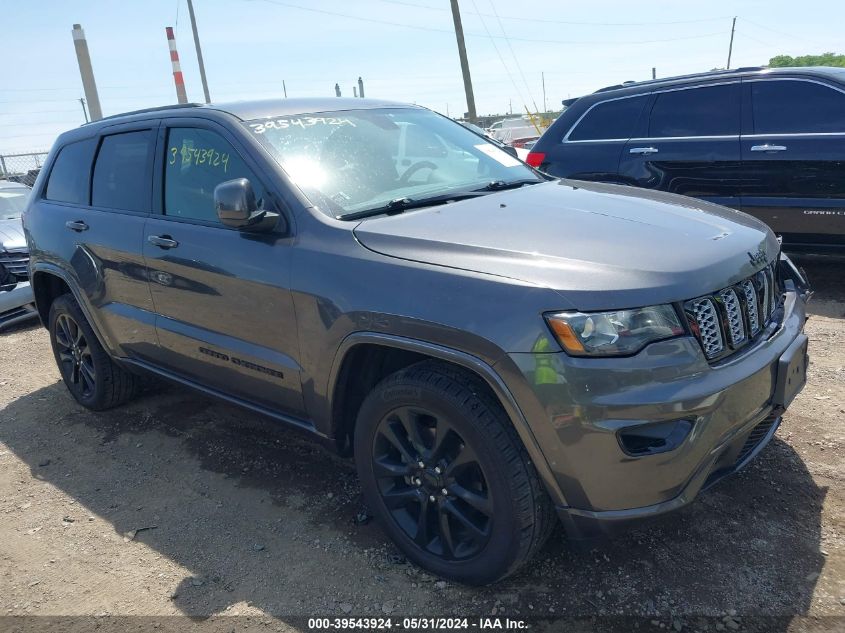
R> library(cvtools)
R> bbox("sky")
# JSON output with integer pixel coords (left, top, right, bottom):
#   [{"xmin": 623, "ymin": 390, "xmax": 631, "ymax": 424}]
[{"xmin": 1, "ymin": 0, "xmax": 843, "ymax": 153}]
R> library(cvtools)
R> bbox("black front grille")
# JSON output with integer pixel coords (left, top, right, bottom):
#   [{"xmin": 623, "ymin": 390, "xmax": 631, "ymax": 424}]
[
  {"xmin": 736, "ymin": 415, "xmax": 778, "ymax": 466},
  {"xmin": 0, "ymin": 249, "xmax": 29, "ymax": 281},
  {"xmin": 684, "ymin": 262, "xmax": 779, "ymax": 362}
]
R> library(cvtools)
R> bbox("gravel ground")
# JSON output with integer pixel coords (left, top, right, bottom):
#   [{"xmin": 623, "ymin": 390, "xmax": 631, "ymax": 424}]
[{"xmin": 0, "ymin": 258, "xmax": 843, "ymax": 632}]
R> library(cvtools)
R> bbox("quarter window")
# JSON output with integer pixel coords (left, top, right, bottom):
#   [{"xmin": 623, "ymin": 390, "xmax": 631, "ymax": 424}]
[
  {"xmin": 164, "ymin": 127, "xmax": 265, "ymax": 224},
  {"xmin": 45, "ymin": 138, "xmax": 97, "ymax": 204},
  {"xmin": 92, "ymin": 130, "xmax": 154, "ymax": 212},
  {"xmin": 751, "ymin": 80, "xmax": 845, "ymax": 134},
  {"xmin": 568, "ymin": 96, "xmax": 647, "ymax": 141},
  {"xmin": 648, "ymin": 84, "xmax": 740, "ymax": 138}
]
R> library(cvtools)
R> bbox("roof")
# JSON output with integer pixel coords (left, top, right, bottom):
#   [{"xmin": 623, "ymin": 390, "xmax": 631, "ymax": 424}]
[
  {"xmin": 564, "ymin": 66, "xmax": 845, "ymax": 105},
  {"xmin": 90, "ymin": 97, "xmax": 416, "ymax": 127}
]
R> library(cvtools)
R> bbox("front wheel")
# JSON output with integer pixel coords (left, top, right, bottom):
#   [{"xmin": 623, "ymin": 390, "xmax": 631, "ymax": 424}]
[
  {"xmin": 354, "ymin": 360, "xmax": 555, "ymax": 585},
  {"xmin": 48, "ymin": 294, "xmax": 139, "ymax": 410}
]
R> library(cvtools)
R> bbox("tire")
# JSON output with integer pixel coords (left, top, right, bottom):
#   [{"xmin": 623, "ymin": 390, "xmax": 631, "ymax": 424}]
[
  {"xmin": 48, "ymin": 293, "xmax": 139, "ymax": 411},
  {"xmin": 354, "ymin": 360, "xmax": 555, "ymax": 585}
]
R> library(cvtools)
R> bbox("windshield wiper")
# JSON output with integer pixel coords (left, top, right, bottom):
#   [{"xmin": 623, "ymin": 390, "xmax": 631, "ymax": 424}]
[
  {"xmin": 337, "ymin": 191, "xmax": 487, "ymax": 220},
  {"xmin": 476, "ymin": 178, "xmax": 543, "ymax": 192}
]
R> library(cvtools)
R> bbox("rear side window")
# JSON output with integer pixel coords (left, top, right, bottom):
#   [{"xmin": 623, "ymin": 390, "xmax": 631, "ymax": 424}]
[
  {"xmin": 648, "ymin": 84, "xmax": 740, "ymax": 137},
  {"xmin": 92, "ymin": 130, "xmax": 154, "ymax": 212},
  {"xmin": 164, "ymin": 127, "xmax": 266, "ymax": 224},
  {"xmin": 751, "ymin": 80, "xmax": 845, "ymax": 134},
  {"xmin": 45, "ymin": 138, "xmax": 97, "ymax": 204},
  {"xmin": 568, "ymin": 96, "xmax": 647, "ymax": 141}
]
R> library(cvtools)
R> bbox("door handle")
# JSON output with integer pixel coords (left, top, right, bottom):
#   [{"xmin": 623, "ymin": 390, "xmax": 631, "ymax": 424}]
[
  {"xmin": 147, "ymin": 235, "xmax": 179, "ymax": 249},
  {"xmin": 750, "ymin": 144, "xmax": 787, "ymax": 153},
  {"xmin": 65, "ymin": 220, "xmax": 88, "ymax": 232},
  {"xmin": 629, "ymin": 147, "xmax": 659, "ymax": 155}
]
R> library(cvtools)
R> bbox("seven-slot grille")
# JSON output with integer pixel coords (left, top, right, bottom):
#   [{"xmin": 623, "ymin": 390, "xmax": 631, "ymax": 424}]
[
  {"xmin": 0, "ymin": 249, "xmax": 30, "ymax": 281},
  {"xmin": 685, "ymin": 263, "xmax": 779, "ymax": 361}
]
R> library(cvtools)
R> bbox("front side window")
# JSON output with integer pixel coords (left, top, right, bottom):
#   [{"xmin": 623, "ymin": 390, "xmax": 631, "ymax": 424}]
[
  {"xmin": 244, "ymin": 107, "xmax": 540, "ymax": 218},
  {"xmin": 45, "ymin": 138, "xmax": 97, "ymax": 205},
  {"xmin": 164, "ymin": 127, "xmax": 266, "ymax": 223},
  {"xmin": 92, "ymin": 130, "xmax": 154, "ymax": 212},
  {"xmin": 648, "ymin": 84, "xmax": 740, "ymax": 138},
  {"xmin": 751, "ymin": 80, "xmax": 845, "ymax": 134},
  {"xmin": 568, "ymin": 96, "xmax": 647, "ymax": 141}
]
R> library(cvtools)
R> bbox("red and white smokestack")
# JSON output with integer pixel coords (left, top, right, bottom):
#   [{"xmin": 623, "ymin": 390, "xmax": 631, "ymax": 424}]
[{"xmin": 165, "ymin": 27, "xmax": 188, "ymax": 104}]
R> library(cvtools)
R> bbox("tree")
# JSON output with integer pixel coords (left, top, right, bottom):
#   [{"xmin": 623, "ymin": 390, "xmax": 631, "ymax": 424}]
[{"xmin": 768, "ymin": 53, "xmax": 845, "ymax": 68}]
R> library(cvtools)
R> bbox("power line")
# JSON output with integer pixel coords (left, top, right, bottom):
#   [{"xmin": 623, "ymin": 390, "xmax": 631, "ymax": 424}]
[
  {"xmin": 488, "ymin": 0, "xmax": 539, "ymax": 113},
  {"xmin": 242, "ymin": 0, "xmax": 727, "ymax": 46},
  {"xmin": 375, "ymin": 0, "xmax": 734, "ymax": 26}
]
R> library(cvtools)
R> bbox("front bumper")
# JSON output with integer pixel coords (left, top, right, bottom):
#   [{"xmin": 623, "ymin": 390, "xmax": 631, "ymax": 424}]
[
  {"xmin": 501, "ymin": 288, "xmax": 808, "ymax": 538},
  {"xmin": 0, "ymin": 281, "xmax": 38, "ymax": 330}
]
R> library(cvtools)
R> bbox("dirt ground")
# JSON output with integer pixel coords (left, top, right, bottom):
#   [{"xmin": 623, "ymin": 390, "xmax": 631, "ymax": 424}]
[{"xmin": 1, "ymin": 258, "xmax": 843, "ymax": 632}]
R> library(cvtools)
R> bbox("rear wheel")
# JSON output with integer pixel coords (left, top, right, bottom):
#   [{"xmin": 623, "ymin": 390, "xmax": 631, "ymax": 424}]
[
  {"xmin": 354, "ymin": 360, "xmax": 555, "ymax": 585},
  {"xmin": 49, "ymin": 294, "xmax": 139, "ymax": 410}
]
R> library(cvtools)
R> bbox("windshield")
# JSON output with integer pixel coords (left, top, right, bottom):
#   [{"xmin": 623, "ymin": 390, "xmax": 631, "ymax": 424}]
[
  {"xmin": 244, "ymin": 107, "xmax": 541, "ymax": 218},
  {"xmin": 0, "ymin": 187, "xmax": 30, "ymax": 220}
]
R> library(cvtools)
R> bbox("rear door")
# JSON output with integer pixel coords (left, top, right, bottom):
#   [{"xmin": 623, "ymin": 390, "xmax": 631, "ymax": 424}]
[
  {"xmin": 619, "ymin": 82, "xmax": 743, "ymax": 208},
  {"xmin": 142, "ymin": 118, "xmax": 305, "ymax": 416},
  {"xmin": 29, "ymin": 121, "xmax": 159, "ymax": 360},
  {"xmin": 740, "ymin": 77, "xmax": 845, "ymax": 249},
  {"xmin": 540, "ymin": 94, "xmax": 648, "ymax": 180}
]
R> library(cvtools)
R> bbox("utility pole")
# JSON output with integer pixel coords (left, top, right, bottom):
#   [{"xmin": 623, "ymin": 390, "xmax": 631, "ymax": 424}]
[
  {"xmin": 71, "ymin": 24, "xmax": 103, "ymax": 121},
  {"xmin": 79, "ymin": 98, "xmax": 89, "ymax": 123},
  {"xmin": 541, "ymin": 71, "xmax": 546, "ymax": 113},
  {"xmin": 166, "ymin": 27, "xmax": 188, "ymax": 104},
  {"xmin": 335, "ymin": 83, "xmax": 341, "ymax": 97},
  {"xmin": 358, "ymin": 76, "xmax": 365, "ymax": 99},
  {"xmin": 449, "ymin": 0, "xmax": 477, "ymax": 123},
  {"xmin": 283, "ymin": 80, "xmax": 287, "ymax": 98},
  {"xmin": 726, "ymin": 16, "xmax": 737, "ymax": 70},
  {"xmin": 353, "ymin": 86, "xmax": 358, "ymax": 98},
  {"xmin": 652, "ymin": 67, "xmax": 656, "ymax": 79},
  {"xmin": 186, "ymin": 0, "xmax": 211, "ymax": 103}
]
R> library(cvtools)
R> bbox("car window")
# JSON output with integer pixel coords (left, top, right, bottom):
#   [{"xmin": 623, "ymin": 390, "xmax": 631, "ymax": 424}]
[
  {"xmin": 569, "ymin": 96, "xmax": 647, "ymax": 141},
  {"xmin": 648, "ymin": 84, "xmax": 740, "ymax": 138},
  {"xmin": 244, "ymin": 108, "xmax": 538, "ymax": 218},
  {"xmin": 164, "ymin": 127, "xmax": 266, "ymax": 224},
  {"xmin": 45, "ymin": 138, "xmax": 97, "ymax": 205},
  {"xmin": 92, "ymin": 130, "xmax": 154, "ymax": 212},
  {"xmin": 751, "ymin": 80, "xmax": 845, "ymax": 134}
]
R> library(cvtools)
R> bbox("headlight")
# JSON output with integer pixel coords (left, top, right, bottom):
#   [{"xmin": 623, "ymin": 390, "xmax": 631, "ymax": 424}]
[{"xmin": 545, "ymin": 305, "xmax": 685, "ymax": 357}]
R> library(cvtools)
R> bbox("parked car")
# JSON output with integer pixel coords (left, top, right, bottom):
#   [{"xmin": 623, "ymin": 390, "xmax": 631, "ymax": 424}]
[
  {"xmin": 0, "ymin": 180, "xmax": 37, "ymax": 329},
  {"xmin": 24, "ymin": 98, "xmax": 810, "ymax": 584},
  {"xmin": 527, "ymin": 66, "xmax": 845, "ymax": 254},
  {"xmin": 487, "ymin": 116, "xmax": 539, "ymax": 145}
]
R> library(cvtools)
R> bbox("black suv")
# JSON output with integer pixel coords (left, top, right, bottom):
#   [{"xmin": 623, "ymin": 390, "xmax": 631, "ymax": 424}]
[
  {"xmin": 527, "ymin": 66, "xmax": 845, "ymax": 253},
  {"xmin": 24, "ymin": 98, "xmax": 810, "ymax": 584}
]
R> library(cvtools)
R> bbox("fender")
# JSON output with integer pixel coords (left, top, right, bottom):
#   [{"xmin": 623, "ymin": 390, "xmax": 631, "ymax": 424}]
[
  {"xmin": 328, "ymin": 331, "xmax": 568, "ymax": 507},
  {"xmin": 29, "ymin": 262, "xmax": 113, "ymax": 356}
]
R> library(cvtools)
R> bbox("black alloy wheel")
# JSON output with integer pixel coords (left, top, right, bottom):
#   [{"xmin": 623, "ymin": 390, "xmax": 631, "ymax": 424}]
[
  {"xmin": 372, "ymin": 405, "xmax": 494, "ymax": 561},
  {"xmin": 54, "ymin": 312, "xmax": 96, "ymax": 399},
  {"xmin": 354, "ymin": 360, "xmax": 555, "ymax": 585}
]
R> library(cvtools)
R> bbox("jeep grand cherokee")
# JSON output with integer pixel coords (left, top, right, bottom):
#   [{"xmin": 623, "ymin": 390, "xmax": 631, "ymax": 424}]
[{"xmin": 23, "ymin": 98, "xmax": 810, "ymax": 584}]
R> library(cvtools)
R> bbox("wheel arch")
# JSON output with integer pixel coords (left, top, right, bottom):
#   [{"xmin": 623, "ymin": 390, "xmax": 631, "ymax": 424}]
[{"xmin": 327, "ymin": 332, "xmax": 567, "ymax": 507}]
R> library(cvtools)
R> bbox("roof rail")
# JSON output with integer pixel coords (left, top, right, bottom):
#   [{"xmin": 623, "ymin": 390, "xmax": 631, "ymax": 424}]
[
  {"xmin": 84, "ymin": 102, "xmax": 203, "ymax": 125},
  {"xmin": 593, "ymin": 66, "xmax": 765, "ymax": 94}
]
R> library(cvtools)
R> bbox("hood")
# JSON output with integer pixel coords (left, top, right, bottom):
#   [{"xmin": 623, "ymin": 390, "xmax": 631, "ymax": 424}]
[
  {"xmin": 352, "ymin": 180, "xmax": 780, "ymax": 311},
  {"xmin": 0, "ymin": 217, "xmax": 26, "ymax": 251}
]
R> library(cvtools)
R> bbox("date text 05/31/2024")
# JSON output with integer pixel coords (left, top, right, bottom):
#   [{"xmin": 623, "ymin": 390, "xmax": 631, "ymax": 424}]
[{"xmin": 307, "ymin": 617, "xmax": 528, "ymax": 630}]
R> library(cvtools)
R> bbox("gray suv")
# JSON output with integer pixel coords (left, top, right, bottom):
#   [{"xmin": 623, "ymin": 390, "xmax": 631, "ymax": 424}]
[{"xmin": 24, "ymin": 98, "xmax": 811, "ymax": 585}]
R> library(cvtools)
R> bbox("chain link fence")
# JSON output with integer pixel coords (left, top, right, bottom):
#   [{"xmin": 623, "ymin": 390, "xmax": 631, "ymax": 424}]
[{"xmin": 0, "ymin": 151, "xmax": 49, "ymax": 187}]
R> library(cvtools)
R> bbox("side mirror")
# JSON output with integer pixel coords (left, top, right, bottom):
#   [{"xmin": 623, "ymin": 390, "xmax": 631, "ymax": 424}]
[
  {"xmin": 214, "ymin": 178, "xmax": 279, "ymax": 232},
  {"xmin": 501, "ymin": 145, "xmax": 519, "ymax": 159}
]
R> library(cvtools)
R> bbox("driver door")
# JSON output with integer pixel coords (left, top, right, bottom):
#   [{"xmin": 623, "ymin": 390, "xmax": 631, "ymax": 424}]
[{"xmin": 143, "ymin": 119, "xmax": 305, "ymax": 416}]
